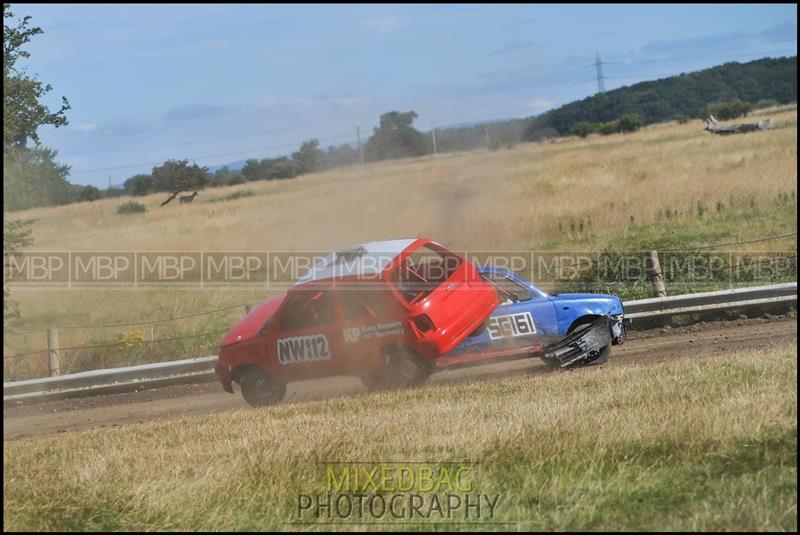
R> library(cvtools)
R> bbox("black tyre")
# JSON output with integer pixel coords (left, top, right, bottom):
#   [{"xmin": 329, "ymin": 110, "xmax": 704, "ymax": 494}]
[
  {"xmin": 584, "ymin": 343, "xmax": 610, "ymax": 365},
  {"xmin": 362, "ymin": 347, "xmax": 431, "ymax": 391},
  {"xmin": 540, "ymin": 319, "xmax": 611, "ymax": 370},
  {"xmin": 239, "ymin": 367, "xmax": 286, "ymax": 407},
  {"xmin": 569, "ymin": 320, "xmax": 611, "ymax": 366}
]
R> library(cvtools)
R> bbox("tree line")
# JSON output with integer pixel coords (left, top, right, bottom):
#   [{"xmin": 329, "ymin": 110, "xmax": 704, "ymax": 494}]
[
  {"xmin": 522, "ymin": 56, "xmax": 797, "ymax": 141},
  {"xmin": 75, "ymin": 111, "xmax": 529, "ymax": 202}
]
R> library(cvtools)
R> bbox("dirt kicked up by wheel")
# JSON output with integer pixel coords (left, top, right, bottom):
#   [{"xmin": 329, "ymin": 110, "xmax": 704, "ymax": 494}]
[
  {"xmin": 362, "ymin": 347, "xmax": 431, "ymax": 391},
  {"xmin": 239, "ymin": 367, "xmax": 286, "ymax": 407}
]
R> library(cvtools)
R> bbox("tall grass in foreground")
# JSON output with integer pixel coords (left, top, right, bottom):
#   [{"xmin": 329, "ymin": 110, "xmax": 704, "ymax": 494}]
[{"xmin": 4, "ymin": 346, "xmax": 796, "ymax": 531}]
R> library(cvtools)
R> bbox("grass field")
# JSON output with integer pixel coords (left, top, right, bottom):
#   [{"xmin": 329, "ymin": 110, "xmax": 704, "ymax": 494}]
[
  {"xmin": 9, "ymin": 108, "xmax": 797, "ymax": 253},
  {"xmin": 3, "ymin": 345, "xmax": 796, "ymax": 531},
  {"xmin": 4, "ymin": 108, "xmax": 797, "ymax": 378}
]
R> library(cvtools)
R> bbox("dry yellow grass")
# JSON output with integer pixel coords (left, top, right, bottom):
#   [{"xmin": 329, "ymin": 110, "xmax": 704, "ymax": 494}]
[
  {"xmin": 3, "ymin": 345, "xmax": 796, "ymax": 530},
  {"xmin": 9, "ymin": 108, "xmax": 796, "ymax": 252}
]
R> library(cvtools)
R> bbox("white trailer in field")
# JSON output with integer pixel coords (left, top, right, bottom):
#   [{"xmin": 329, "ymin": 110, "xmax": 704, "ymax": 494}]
[{"xmin": 705, "ymin": 114, "xmax": 773, "ymax": 135}]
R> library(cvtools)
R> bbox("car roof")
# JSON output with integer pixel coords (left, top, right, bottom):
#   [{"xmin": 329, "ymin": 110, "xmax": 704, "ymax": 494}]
[{"xmin": 294, "ymin": 238, "xmax": 421, "ymax": 285}]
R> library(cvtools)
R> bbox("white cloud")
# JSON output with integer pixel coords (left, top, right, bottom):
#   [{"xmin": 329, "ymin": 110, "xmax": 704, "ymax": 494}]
[
  {"xmin": 73, "ymin": 123, "xmax": 98, "ymax": 132},
  {"xmin": 255, "ymin": 96, "xmax": 318, "ymax": 110},
  {"xmin": 255, "ymin": 94, "xmax": 368, "ymax": 111},
  {"xmin": 528, "ymin": 99, "xmax": 555, "ymax": 113},
  {"xmin": 362, "ymin": 15, "xmax": 405, "ymax": 34},
  {"xmin": 490, "ymin": 41, "xmax": 541, "ymax": 56}
]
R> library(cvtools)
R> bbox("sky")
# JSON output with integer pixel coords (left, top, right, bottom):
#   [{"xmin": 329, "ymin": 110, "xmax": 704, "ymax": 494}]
[{"xmin": 10, "ymin": 3, "xmax": 798, "ymax": 187}]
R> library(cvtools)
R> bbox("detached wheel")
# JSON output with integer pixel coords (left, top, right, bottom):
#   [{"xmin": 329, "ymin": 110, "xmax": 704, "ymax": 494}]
[
  {"xmin": 569, "ymin": 320, "xmax": 611, "ymax": 366},
  {"xmin": 584, "ymin": 343, "xmax": 610, "ymax": 365},
  {"xmin": 239, "ymin": 367, "xmax": 286, "ymax": 407},
  {"xmin": 363, "ymin": 347, "xmax": 430, "ymax": 391}
]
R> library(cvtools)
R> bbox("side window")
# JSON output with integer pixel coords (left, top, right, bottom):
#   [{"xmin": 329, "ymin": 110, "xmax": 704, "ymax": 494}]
[
  {"xmin": 279, "ymin": 290, "xmax": 334, "ymax": 330},
  {"xmin": 339, "ymin": 291, "xmax": 372, "ymax": 321},
  {"xmin": 391, "ymin": 245, "xmax": 463, "ymax": 304},
  {"xmin": 481, "ymin": 272, "xmax": 532, "ymax": 302}
]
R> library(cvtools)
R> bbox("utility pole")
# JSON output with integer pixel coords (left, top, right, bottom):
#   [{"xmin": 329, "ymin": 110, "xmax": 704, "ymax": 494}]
[
  {"xmin": 483, "ymin": 124, "xmax": 490, "ymax": 147},
  {"xmin": 355, "ymin": 126, "xmax": 364, "ymax": 164},
  {"xmin": 107, "ymin": 173, "xmax": 112, "ymax": 190},
  {"xmin": 594, "ymin": 51, "xmax": 606, "ymax": 93},
  {"xmin": 430, "ymin": 122, "xmax": 438, "ymax": 156}
]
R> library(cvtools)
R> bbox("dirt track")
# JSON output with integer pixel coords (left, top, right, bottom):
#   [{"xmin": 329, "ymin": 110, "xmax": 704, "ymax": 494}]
[{"xmin": 4, "ymin": 316, "xmax": 796, "ymax": 440}]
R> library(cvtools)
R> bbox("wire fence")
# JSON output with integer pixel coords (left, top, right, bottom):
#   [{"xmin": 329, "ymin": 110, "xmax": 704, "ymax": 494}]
[
  {"xmin": 659, "ymin": 232, "xmax": 797, "ymax": 252},
  {"xmin": 5, "ymin": 302, "xmax": 255, "ymax": 338},
  {"xmin": 5, "ymin": 329, "xmax": 230, "ymax": 360}
]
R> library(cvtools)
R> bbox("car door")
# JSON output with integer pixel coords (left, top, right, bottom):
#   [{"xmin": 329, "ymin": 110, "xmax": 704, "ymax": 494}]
[
  {"xmin": 390, "ymin": 242, "xmax": 499, "ymax": 355},
  {"xmin": 268, "ymin": 287, "xmax": 343, "ymax": 381},
  {"xmin": 335, "ymin": 284, "xmax": 406, "ymax": 374}
]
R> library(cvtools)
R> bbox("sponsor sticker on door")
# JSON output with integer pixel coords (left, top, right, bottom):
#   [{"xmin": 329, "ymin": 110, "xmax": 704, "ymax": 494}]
[{"xmin": 342, "ymin": 321, "xmax": 404, "ymax": 343}]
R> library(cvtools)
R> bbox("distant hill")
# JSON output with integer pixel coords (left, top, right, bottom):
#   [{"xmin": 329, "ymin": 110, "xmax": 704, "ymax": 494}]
[
  {"xmin": 522, "ymin": 56, "xmax": 797, "ymax": 140},
  {"xmin": 205, "ymin": 57, "xmax": 797, "ymax": 173}
]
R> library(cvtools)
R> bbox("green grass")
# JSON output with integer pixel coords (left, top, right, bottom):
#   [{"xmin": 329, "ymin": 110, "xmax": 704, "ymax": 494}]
[
  {"xmin": 541, "ymin": 191, "xmax": 797, "ymax": 252},
  {"xmin": 115, "ymin": 201, "xmax": 147, "ymax": 214},
  {"xmin": 208, "ymin": 189, "xmax": 256, "ymax": 202},
  {"xmin": 4, "ymin": 345, "xmax": 796, "ymax": 531}
]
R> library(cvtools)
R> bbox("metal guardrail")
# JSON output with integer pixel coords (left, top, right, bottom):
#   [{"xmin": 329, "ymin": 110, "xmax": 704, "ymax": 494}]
[
  {"xmin": 4, "ymin": 282, "xmax": 796, "ymax": 403},
  {"xmin": 4, "ymin": 356, "xmax": 217, "ymax": 399},
  {"xmin": 623, "ymin": 282, "xmax": 797, "ymax": 319}
]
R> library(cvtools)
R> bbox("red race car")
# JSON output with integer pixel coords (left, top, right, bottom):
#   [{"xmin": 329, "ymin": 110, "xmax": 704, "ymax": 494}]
[{"xmin": 216, "ymin": 238, "xmax": 500, "ymax": 406}]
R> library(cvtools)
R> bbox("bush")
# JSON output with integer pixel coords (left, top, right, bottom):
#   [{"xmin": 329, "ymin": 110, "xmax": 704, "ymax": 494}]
[
  {"xmin": 79, "ymin": 185, "xmax": 101, "ymax": 202},
  {"xmin": 598, "ymin": 120, "xmax": 620, "ymax": 135},
  {"xmin": 702, "ymin": 99, "xmax": 752, "ymax": 121},
  {"xmin": 570, "ymin": 121, "xmax": 595, "ymax": 138},
  {"xmin": 117, "ymin": 201, "xmax": 147, "ymax": 214},
  {"xmin": 267, "ymin": 159, "xmax": 300, "ymax": 179},
  {"xmin": 617, "ymin": 112, "xmax": 645, "ymax": 133},
  {"xmin": 210, "ymin": 190, "xmax": 255, "ymax": 202},
  {"xmin": 124, "ymin": 174, "xmax": 152, "ymax": 196},
  {"xmin": 754, "ymin": 99, "xmax": 780, "ymax": 110}
]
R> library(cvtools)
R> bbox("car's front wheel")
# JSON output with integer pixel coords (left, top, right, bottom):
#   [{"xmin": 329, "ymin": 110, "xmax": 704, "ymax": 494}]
[
  {"xmin": 568, "ymin": 319, "xmax": 611, "ymax": 366},
  {"xmin": 238, "ymin": 367, "xmax": 286, "ymax": 407},
  {"xmin": 540, "ymin": 318, "xmax": 611, "ymax": 369},
  {"xmin": 571, "ymin": 321, "xmax": 611, "ymax": 366}
]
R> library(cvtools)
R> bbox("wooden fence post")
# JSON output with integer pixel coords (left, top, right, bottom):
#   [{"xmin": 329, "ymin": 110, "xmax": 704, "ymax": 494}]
[
  {"xmin": 647, "ymin": 250, "xmax": 667, "ymax": 298},
  {"xmin": 47, "ymin": 327, "xmax": 61, "ymax": 376}
]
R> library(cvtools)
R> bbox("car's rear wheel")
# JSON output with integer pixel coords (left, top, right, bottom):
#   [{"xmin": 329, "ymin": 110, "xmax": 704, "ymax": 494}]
[
  {"xmin": 363, "ymin": 347, "xmax": 430, "ymax": 391},
  {"xmin": 238, "ymin": 367, "xmax": 286, "ymax": 407}
]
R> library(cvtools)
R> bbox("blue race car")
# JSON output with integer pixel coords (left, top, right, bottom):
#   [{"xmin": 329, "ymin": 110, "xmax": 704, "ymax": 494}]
[{"xmin": 435, "ymin": 266, "xmax": 625, "ymax": 370}]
